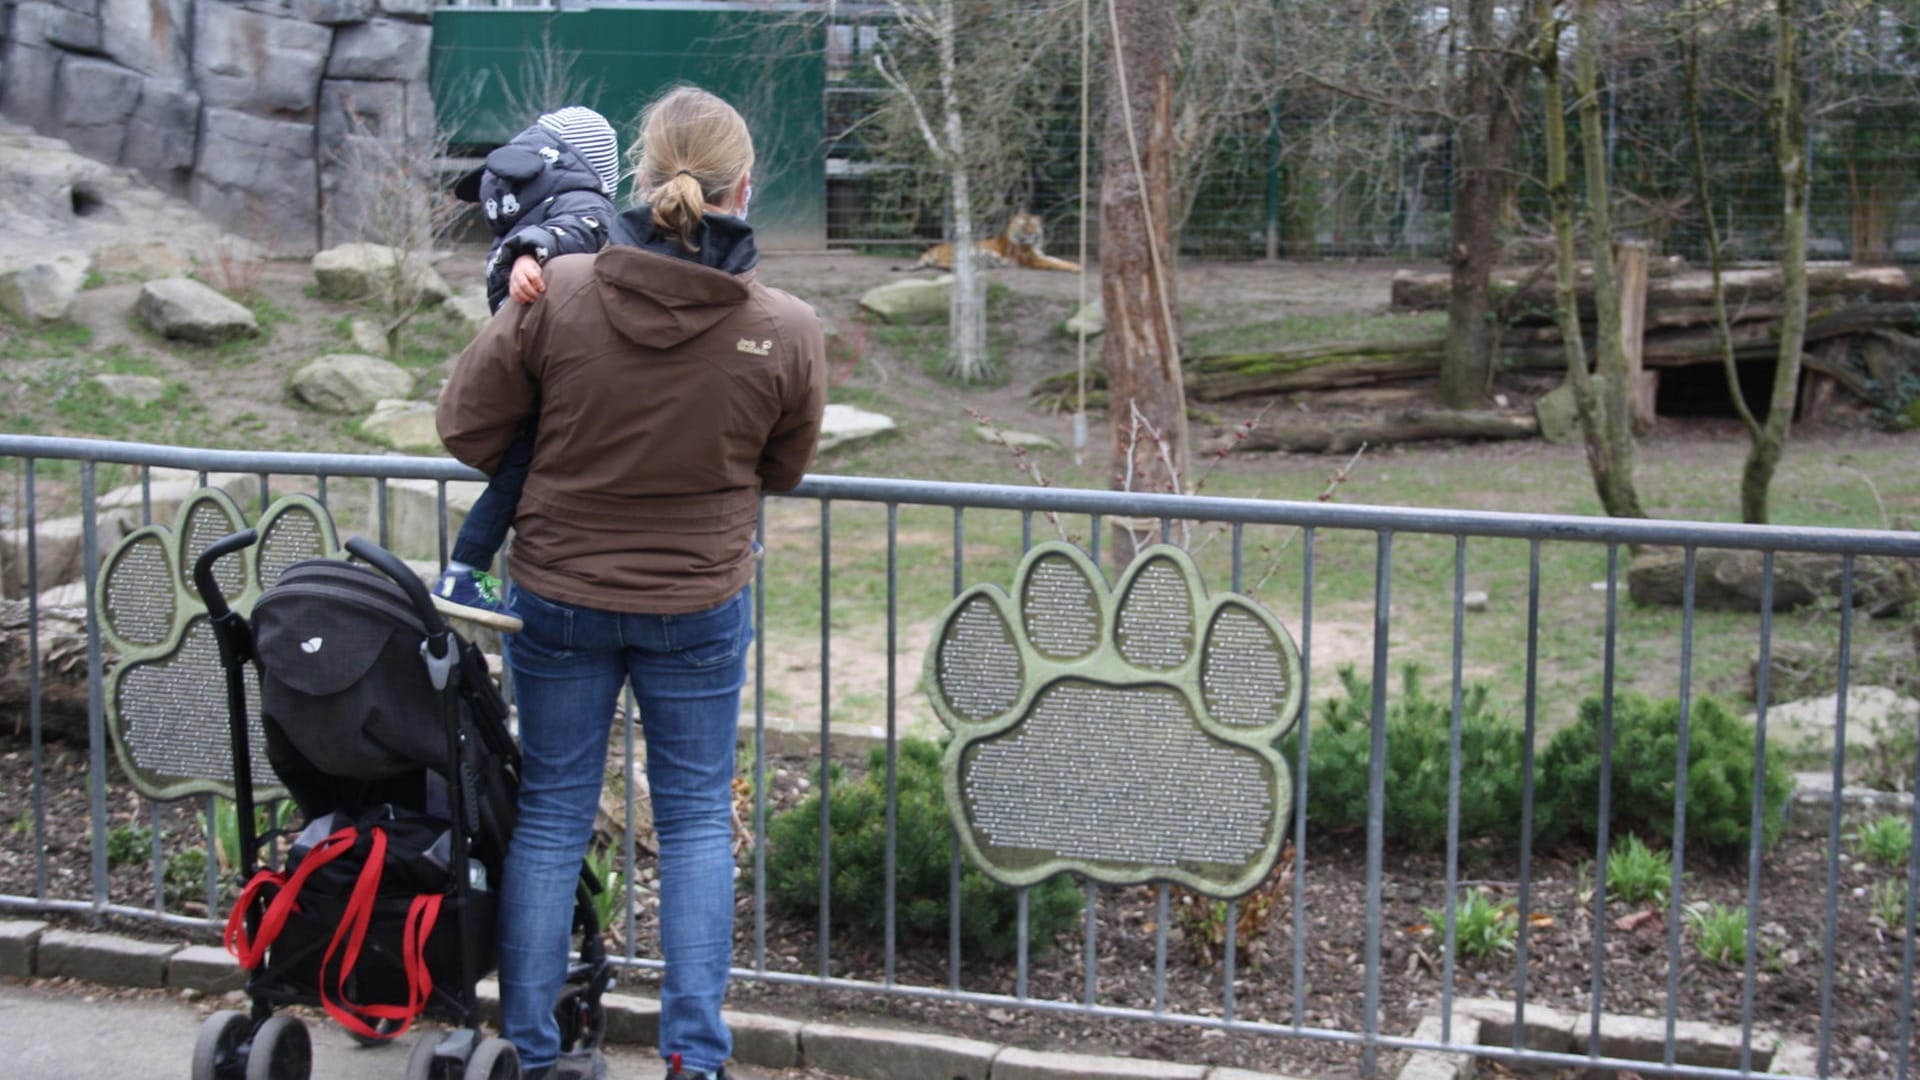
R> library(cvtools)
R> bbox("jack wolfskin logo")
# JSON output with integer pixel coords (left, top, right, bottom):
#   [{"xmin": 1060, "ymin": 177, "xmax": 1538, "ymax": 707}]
[
  {"xmin": 300, "ymin": 637, "xmax": 324, "ymax": 654},
  {"xmin": 736, "ymin": 338, "xmax": 773, "ymax": 356}
]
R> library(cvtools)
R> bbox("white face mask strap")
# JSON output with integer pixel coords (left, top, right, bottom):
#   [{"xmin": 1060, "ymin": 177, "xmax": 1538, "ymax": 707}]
[{"xmin": 738, "ymin": 181, "xmax": 752, "ymax": 222}]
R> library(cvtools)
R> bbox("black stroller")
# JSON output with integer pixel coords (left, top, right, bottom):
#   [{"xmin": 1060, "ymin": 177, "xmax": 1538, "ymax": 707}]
[{"xmin": 188, "ymin": 531, "xmax": 610, "ymax": 1080}]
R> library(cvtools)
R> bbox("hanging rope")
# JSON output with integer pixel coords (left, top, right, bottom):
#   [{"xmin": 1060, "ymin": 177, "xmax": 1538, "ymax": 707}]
[{"xmin": 1073, "ymin": 0, "xmax": 1093, "ymax": 464}]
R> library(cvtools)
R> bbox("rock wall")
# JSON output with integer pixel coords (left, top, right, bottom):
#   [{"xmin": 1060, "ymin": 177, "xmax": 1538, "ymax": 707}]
[{"xmin": 0, "ymin": 0, "xmax": 435, "ymax": 253}]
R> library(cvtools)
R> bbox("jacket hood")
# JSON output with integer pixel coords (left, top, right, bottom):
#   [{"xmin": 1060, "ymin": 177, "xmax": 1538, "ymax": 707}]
[
  {"xmin": 596, "ymin": 209, "xmax": 761, "ymax": 349},
  {"xmin": 455, "ymin": 125, "xmax": 608, "ymax": 239}
]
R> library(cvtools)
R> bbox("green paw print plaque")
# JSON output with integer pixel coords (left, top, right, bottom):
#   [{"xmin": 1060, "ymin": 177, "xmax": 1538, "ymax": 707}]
[
  {"xmin": 925, "ymin": 541, "xmax": 1304, "ymax": 899},
  {"xmin": 99, "ymin": 488, "xmax": 343, "ymax": 802}
]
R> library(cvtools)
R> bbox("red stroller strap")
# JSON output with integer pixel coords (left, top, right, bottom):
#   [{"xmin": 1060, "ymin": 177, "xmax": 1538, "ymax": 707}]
[
  {"xmin": 316, "ymin": 827, "xmax": 445, "ymax": 1041},
  {"xmin": 224, "ymin": 826, "xmax": 360, "ymax": 970}
]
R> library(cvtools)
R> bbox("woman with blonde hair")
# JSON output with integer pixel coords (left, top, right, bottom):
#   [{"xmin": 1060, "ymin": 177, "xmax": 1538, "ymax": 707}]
[{"xmin": 440, "ymin": 85, "xmax": 826, "ymax": 1080}]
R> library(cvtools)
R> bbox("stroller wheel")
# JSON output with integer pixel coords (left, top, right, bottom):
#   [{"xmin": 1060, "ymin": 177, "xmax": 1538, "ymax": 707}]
[
  {"xmin": 348, "ymin": 1017, "xmax": 407, "ymax": 1047},
  {"xmin": 244, "ymin": 1015, "xmax": 312, "ymax": 1080},
  {"xmin": 461, "ymin": 1036, "xmax": 520, "ymax": 1080},
  {"xmin": 406, "ymin": 1032, "xmax": 445, "ymax": 1080},
  {"xmin": 191, "ymin": 1009, "xmax": 251, "ymax": 1080},
  {"xmin": 554, "ymin": 988, "xmax": 606, "ymax": 1053}
]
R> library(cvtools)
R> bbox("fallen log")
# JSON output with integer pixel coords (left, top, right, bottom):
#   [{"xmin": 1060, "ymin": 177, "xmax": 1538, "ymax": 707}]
[
  {"xmin": 1390, "ymin": 265, "xmax": 1920, "ymax": 320},
  {"xmin": 1231, "ymin": 409, "xmax": 1540, "ymax": 453},
  {"xmin": 0, "ymin": 599, "xmax": 95, "ymax": 744}
]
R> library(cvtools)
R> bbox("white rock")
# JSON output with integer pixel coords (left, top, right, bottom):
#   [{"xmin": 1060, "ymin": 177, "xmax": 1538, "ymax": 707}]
[
  {"xmin": 1463, "ymin": 589, "xmax": 1489, "ymax": 612},
  {"xmin": 817, "ymin": 404, "xmax": 897, "ymax": 452},
  {"xmin": 1059, "ymin": 299, "xmax": 1105, "ymax": 338},
  {"xmin": 971, "ymin": 426, "xmax": 1059, "ymax": 450},
  {"xmin": 1761, "ymin": 686, "xmax": 1919, "ymax": 756},
  {"xmin": 858, "ymin": 275, "xmax": 951, "ymax": 324},
  {"xmin": 442, "ymin": 288, "xmax": 491, "ymax": 338},
  {"xmin": 360, "ymin": 398, "xmax": 442, "ymax": 453},
  {"xmin": 97, "ymin": 469, "xmax": 261, "ymax": 524},
  {"xmin": 0, "ymin": 510, "xmax": 138, "ymax": 598},
  {"xmin": 290, "ymin": 354, "xmax": 415, "ymax": 414},
  {"xmin": 312, "ymin": 242, "xmax": 451, "ymax": 306},
  {"xmin": 381, "ymin": 477, "xmax": 488, "ymax": 563},
  {"xmin": 91, "ymin": 373, "xmax": 168, "ymax": 405},
  {"xmin": 136, "ymin": 277, "xmax": 260, "ymax": 345},
  {"xmin": 92, "ymin": 239, "xmax": 190, "ymax": 282},
  {"xmin": 347, "ymin": 317, "xmax": 390, "ymax": 356},
  {"xmin": 0, "ymin": 252, "xmax": 90, "ymax": 325}
]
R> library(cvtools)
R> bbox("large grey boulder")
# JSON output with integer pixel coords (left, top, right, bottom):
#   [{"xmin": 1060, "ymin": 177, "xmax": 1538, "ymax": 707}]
[
  {"xmin": 376, "ymin": 0, "xmax": 436, "ymax": 20},
  {"xmin": 818, "ymin": 404, "xmax": 897, "ymax": 452},
  {"xmin": 312, "ymin": 243, "xmax": 451, "ymax": 306},
  {"xmin": 136, "ymin": 277, "xmax": 261, "ymax": 345},
  {"xmin": 97, "ymin": 468, "xmax": 260, "ymax": 526},
  {"xmin": 99, "ymin": 0, "xmax": 192, "ymax": 79},
  {"xmin": 11, "ymin": 1, "xmax": 101, "ymax": 54},
  {"xmin": 120, "ymin": 79, "xmax": 200, "ymax": 190},
  {"xmin": 191, "ymin": 2, "xmax": 333, "ymax": 113},
  {"xmin": 290, "ymin": 354, "xmax": 415, "ymax": 414},
  {"xmin": 1, "ymin": 44, "xmax": 63, "ymax": 129},
  {"xmin": 295, "ymin": 0, "xmax": 376, "ymax": 25},
  {"xmin": 91, "ymin": 374, "xmax": 169, "ymax": 406},
  {"xmin": 860, "ymin": 276, "xmax": 951, "ymax": 324},
  {"xmin": 443, "ymin": 288, "xmax": 492, "ymax": 338},
  {"xmin": 360, "ymin": 398, "xmax": 442, "ymax": 453},
  {"xmin": 191, "ymin": 109, "xmax": 319, "ymax": 248},
  {"xmin": 325, "ymin": 18, "xmax": 431, "ymax": 82},
  {"xmin": 1, "ymin": 510, "xmax": 139, "ymax": 598},
  {"xmin": 1059, "ymin": 300, "xmax": 1105, "ymax": 339},
  {"xmin": 0, "ymin": 253, "xmax": 89, "ymax": 325},
  {"xmin": 971, "ymin": 426, "xmax": 1059, "ymax": 450},
  {"xmin": 92, "ymin": 239, "xmax": 191, "ymax": 282},
  {"xmin": 1534, "ymin": 379, "xmax": 1583, "ymax": 445},
  {"xmin": 53, "ymin": 55, "xmax": 143, "ymax": 163},
  {"xmin": 385, "ymin": 478, "xmax": 487, "ymax": 562}
]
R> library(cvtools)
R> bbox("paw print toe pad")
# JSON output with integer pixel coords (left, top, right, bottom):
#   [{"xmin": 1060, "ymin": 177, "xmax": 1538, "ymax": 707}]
[
  {"xmin": 1115, "ymin": 556, "xmax": 1195, "ymax": 671},
  {"xmin": 935, "ymin": 595, "xmax": 1023, "ymax": 723},
  {"xmin": 103, "ymin": 534, "xmax": 175, "ymax": 647},
  {"xmin": 1203, "ymin": 604, "xmax": 1298, "ymax": 728}
]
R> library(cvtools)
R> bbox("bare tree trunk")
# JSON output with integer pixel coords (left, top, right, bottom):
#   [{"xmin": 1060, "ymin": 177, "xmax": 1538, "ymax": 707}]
[
  {"xmin": 939, "ymin": 0, "xmax": 988, "ymax": 380},
  {"xmin": 1102, "ymin": 0, "xmax": 1187, "ymax": 563},
  {"xmin": 1439, "ymin": 0, "xmax": 1528, "ymax": 408},
  {"xmin": 1743, "ymin": 0, "xmax": 1809, "ymax": 524}
]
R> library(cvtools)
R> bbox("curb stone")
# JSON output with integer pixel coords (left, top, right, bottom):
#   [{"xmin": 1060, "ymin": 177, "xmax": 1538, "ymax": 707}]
[
  {"xmin": 799, "ymin": 1022, "xmax": 999, "ymax": 1080},
  {"xmin": 1396, "ymin": 998, "xmax": 1817, "ymax": 1078},
  {"xmin": 725, "ymin": 1010, "xmax": 801, "ymax": 1070},
  {"xmin": 35, "ymin": 929, "xmax": 180, "ymax": 989},
  {"xmin": 168, "ymin": 944, "xmax": 247, "ymax": 994},
  {"xmin": 0, "ymin": 919, "xmax": 49, "ymax": 977},
  {"xmin": 990, "ymin": 1046, "xmax": 1208, "ymax": 1080}
]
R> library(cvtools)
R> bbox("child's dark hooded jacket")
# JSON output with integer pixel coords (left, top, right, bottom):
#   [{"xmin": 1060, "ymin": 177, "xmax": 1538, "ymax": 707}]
[{"xmin": 455, "ymin": 116, "xmax": 619, "ymax": 312}]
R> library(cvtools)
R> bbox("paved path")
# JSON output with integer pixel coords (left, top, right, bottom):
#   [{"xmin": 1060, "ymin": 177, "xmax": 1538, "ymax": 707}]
[{"xmin": 0, "ymin": 981, "xmax": 827, "ymax": 1080}]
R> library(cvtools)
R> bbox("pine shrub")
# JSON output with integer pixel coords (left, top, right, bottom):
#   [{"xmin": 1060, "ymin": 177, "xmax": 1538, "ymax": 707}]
[
  {"xmin": 762, "ymin": 737, "xmax": 1082, "ymax": 960},
  {"xmin": 1536, "ymin": 692, "xmax": 1793, "ymax": 856},
  {"xmin": 1282, "ymin": 664, "xmax": 1526, "ymax": 850}
]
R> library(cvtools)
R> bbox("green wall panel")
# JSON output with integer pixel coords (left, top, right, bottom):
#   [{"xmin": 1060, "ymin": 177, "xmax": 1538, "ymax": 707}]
[{"xmin": 432, "ymin": 7, "xmax": 825, "ymax": 249}]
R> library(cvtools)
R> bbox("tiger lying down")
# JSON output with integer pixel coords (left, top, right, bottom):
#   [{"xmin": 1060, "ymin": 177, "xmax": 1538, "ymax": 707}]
[{"xmin": 914, "ymin": 213, "xmax": 1080, "ymax": 272}]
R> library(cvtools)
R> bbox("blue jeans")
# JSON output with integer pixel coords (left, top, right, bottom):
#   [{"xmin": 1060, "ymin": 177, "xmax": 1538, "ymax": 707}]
[
  {"xmin": 451, "ymin": 421, "xmax": 536, "ymax": 570},
  {"xmin": 499, "ymin": 583, "xmax": 751, "ymax": 1073}
]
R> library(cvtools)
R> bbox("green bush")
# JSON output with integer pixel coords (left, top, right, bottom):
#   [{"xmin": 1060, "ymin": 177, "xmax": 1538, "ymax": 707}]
[
  {"xmin": 761, "ymin": 737, "xmax": 1082, "ymax": 960},
  {"xmin": 1282, "ymin": 664, "xmax": 1526, "ymax": 850},
  {"xmin": 1536, "ymin": 693, "xmax": 1793, "ymax": 856}
]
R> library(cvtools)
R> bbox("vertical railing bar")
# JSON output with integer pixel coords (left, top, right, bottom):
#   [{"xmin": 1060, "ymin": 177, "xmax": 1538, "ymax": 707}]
[
  {"xmin": 622, "ymin": 686, "xmax": 637, "ymax": 963},
  {"xmin": 753, "ymin": 508, "xmax": 769, "ymax": 974},
  {"xmin": 139, "ymin": 464, "xmax": 151, "ymax": 524},
  {"xmin": 436, "ymin": 481, "xmax": 450, "ymax": 566},
  {"xmin": 1513, "ymin": 539, "xmax": 1543, "ymax": 1051},
  {"xmin": 1361, "ymin": 529, "xmax": 1393, "ymax": 1076},
  {"xmin": 1222, "ymin": 897, "xmax": 1238, "ymax": 1023},
  {"xmin": 203, "ymin": 793, "xmax": 219, "ymax": 917},
  {"xmin": 83, "ymin": 461, "xmax": 108, "ymax": 923},
  {"xmin": 258, "ymin": 472, "xmax": 270, "ymax": 513},
  {"xmin": 1740, "ymin": 552, "xmax": 1776, "ymax": 1075},
  {"xmin": 1588, "ymin": 543, "xmax": 1622, "ymax": 1057},
  {"xmin": 150, "ymin": 800, "xmax": 165, "ymax": 915},
  {"xmin": 1662, "ymin": 546, "xmax": 1698, "ymax": 1069},
  {"xmin": 375, "ymin": 477, "xmax": 390, "ymax": 548},
  {"xmin": 1152, "ymin": 883, "xmax": 1169, "ymax": 1014},
  {"xmin": 1090, "ymin": 512, "xmax": 1102, "ymax": 567},
  {"xmin": 315, "ymin": 474, "xmax": 328, "ymax": 510},
  {"xmin": 1816, "ymin": 555, "xmax": 1856, "ymax": 1078},
  {"xmin": 949, "ymin": 506, "xmax": 965, "ymax": 993},
  {"xmin": 1159, "ymin": 516, "xmax": 1171, "ymax": 544},
  {"xmin": 1230, "ymin": 523, "xmax": 1244, "ymax": 592},
  {"xmin": 1440, "ymin": 534, "xmax": 1468, "ymax": 1041},
  {"xmin": 1897, "ymin": 686, "xmax": 1920, "ymax": 1080},
  {"xmin": 1021, "ymin": 509, "xmax": 1033, "ymax": 554},
  {"xmin": 818, "ymin": 499, "xmax": 833, "ymax": 981},
  {"xmin": 883, "ymin": 503, "xmax": 899, "ymax": 987},
  {"xmin": 26, "ymin": 459, "xmax": 49, "ymax": 899},
  {"xmin": 1082, "ymin": 881, "xmax": 1098, "ymax": 1007},
  {"xmin": 197, "ymin": 470, "xmax": 207, "ymax": 488},
  {"xmin": 1291, "ymin": 527, "xmax": 1315, "ymax": 1031},
  {"xmin": 1017, "ymin": 889, "xmax": 1031, "ymax": 1000}
]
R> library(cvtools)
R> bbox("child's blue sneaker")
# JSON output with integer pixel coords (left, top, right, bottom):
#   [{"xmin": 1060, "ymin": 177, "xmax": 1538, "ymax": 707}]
[{"xmin": 431, "ymin": 566, "xmax": 524, "ymax": 632}]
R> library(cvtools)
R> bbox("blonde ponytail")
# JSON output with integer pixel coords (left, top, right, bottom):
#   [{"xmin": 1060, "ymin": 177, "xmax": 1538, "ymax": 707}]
[{"xmin": 633, "ymin": 86, "xmax": 755, "ymax": 253}]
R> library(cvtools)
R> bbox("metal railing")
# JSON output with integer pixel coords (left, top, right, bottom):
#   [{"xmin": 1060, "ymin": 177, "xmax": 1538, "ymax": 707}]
[{"xmin": 3, "ymin": 433, "xmax": 1919, "ymax": 1079}]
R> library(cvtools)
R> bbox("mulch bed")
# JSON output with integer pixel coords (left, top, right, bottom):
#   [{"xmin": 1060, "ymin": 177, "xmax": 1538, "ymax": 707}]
[{"xmin": 4, "ymin": 734, "xmax": 1914, "ymax": 1078}]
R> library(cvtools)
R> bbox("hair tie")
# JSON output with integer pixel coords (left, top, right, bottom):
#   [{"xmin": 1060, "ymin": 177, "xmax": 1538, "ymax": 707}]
[{"xmin": 675, "ymin": 169, "xmax": 695, "ymax": 179}]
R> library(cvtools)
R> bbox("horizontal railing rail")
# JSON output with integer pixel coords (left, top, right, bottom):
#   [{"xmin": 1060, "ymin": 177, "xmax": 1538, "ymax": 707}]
[{"xmin": 2, "ymin": 434, "xmax": 1916, "ymax": 1080}]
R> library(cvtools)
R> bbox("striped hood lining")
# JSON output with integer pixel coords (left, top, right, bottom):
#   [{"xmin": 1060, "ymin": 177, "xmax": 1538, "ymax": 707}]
[{"xmin": 538, "ymin": 106, "xmax": 621, "ymax": 196}]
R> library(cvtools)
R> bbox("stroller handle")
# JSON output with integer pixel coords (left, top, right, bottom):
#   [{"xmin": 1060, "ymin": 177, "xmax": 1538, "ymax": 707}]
[
  {"xmin": 344, "ymin": 536, "xmax": 453, "ymax": 642},
  {"xmin": 192, "ymin": 529, "xmax": 258, "ymax": 619}
]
